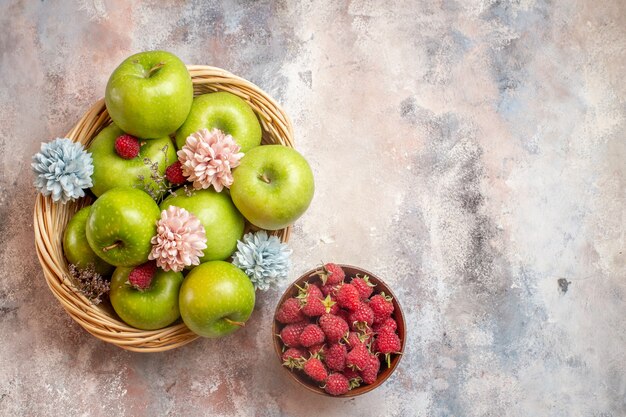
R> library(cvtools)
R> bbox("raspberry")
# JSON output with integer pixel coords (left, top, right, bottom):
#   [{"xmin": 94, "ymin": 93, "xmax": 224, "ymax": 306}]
[
  {"xmin": 165, "ymin": 161, "xmax": 186, "ymax": 184},
  {"xmin": 297, "ymin": 283, "xmax": 326, "ymax": 317},
  {"xmin": 320, "ymin": 263, "xmax": 345, "ymax": 285},
  {"xmin": 324, "ymin": 373, "xmax": 350, "ymax": 396},
  {"xmin": 335, "ymin": 308, "xmax": 350, "ymax": 323},
  {"xmin": 351, "ymin": 274, "xmax": 375, "ymax": 300},
  {"xmin": 279, "ymin": 321, "xmax": 308, "ymax": 347},
  {"xmin": 308, "ymin": 343, "xmax": 326, "ymax": 357},
  {"xmin": 360, "ymin": 354, "xmax": 380, "ymax": 384},
  {"xmin": 114, "ymin": 134, "xmax": 140, "ymax": 159},
  {"xmin": 276, "ymin": 298, "xmax": 305, "ymax": 324},
  {"xmin": 282, "ymin": 347, "xmax": 306, "ymax": 369},
  {"xmin": 346, "ymin": 343, "xmax": 370, "ymax": 371},
  {"xmin": 373, "ymin": 317, "xmax": 397, "ymax": 333},
  {"xmin": 345, "ymin": 331, "xmax": 372, "ymax": 349},
  {"xmin": 373, "ymin": 328, "xmax": 401, "ymax": 368},
  {"xmin": 319, "ymin": 314, "xmax": 349, "ymax": 343},
  {"xmin": 342, "ymin": 367, "xmax": 360, "ymax": 381},
  {"xmin": 299, "ymin": 324, "xmax": 325, "ymax": 347},
  {"xmin": 324, "ymin": 343, "xmax": 347, "ymax": 372},
  {"xmin": 369, "ymin": 293, "xmax": 394, "ymax": 324},
  {"xmin": 128, "ymin": 261, "xmax": 156, "ymax": 290},
  {"xmin": 336, "ymin": 284, "xmax": 361, "ymax": 310},
  {"xmin": 303, "ymin": 357, "xmax": 328, "ymax": 382},
  {"xmin": 321, "ymin": 283, "xmax": 341, "ymax": 297},
  {"xmin": 373, "ymin": 328, "xmax": 401, "ymax": 355},
  {"xmin": 348, "ymin": 302, "xmax": 374, "ymax": 329}
]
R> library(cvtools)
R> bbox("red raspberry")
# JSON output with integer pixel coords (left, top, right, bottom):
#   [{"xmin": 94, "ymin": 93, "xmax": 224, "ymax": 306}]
[
  {"xmin": 346, "ymin": 343, "xmax": 370, "ymax": 371},
  {"xmin": 303, "ymin": 357, "xmax": 328, "ymax": 382},
  {"xmin": 336, "ymin": 284, "xmax": 361, "ymax": 310},
  {"xmin": 324, "ymin": 343, "xmax": 347, "ymax": 372},
  {"xmin": 279, "ymin": 321, "xmax": 308, "ymax": 347},
  {"xmin": 373, "ymin": 328, "xmax": 401, "ymax": 355},
  {"xmin": 348, "ymin": 302, "xmax": 374, "ymax": 329},
  {"xmin": 321, "ymin": 283, "xmax": 341, "ymax": 297},
  {"xmin": 281, "ymin": 347, "xmax": 307, "ymax": 369},
  {"xmin": 320, "ymin": 263, "xmax": 345, "ymax": 285},
  {"xmin": 324, "ymin": 373, "xmax": 350, "ymax": 396},
  {"xmin": 114, "ymin": 134, "xmax": 140, "ymax": 159},
  {"xmin": 297, "ymin": 283, "xmax": 326, "ymax": 317},
  {"xmin": 351, "ymin": 274, "xmax": 375, "ymax": 300},
  {"xmin": 318, "ymin": 314, "xmax": 349, "ymax": 343},
  {"xmin": 128, "ymin": 261, "xmax": 156, "ymax": 290},
  {"xmin": 276, "ymin": 298, "xmax": 305, "ymax": 324},
  {"xmin": 308, "ymin": 343, "xmax": 326, "ymax": 357},
  {"xmin": 299, "ymin": 324, "xmax": 325, "ymax": 347},
  {"xmin": 373, "ymin": 317, "xmax": 397, "ymax": 333},
  {"xmin": 360, "ymin": 354, "xmax": 380, "ymax": 384},
  {"xmin": 335, "ymin": 308, "xmax": 350, "ymax": 323},
  {"xmin": 369, "ymin": 293, "xmax": 394, "ymax": 324},
  {"xmin": 165, "ymin": 161, "xmax": 186, "ymax": 184},
  {"xmin": 345, "ymin": 331, "xmax": 372, "ymax": 349},
  {"xmin": 342, "ymin": 367, "xmax": 360, "ymax": 381}
]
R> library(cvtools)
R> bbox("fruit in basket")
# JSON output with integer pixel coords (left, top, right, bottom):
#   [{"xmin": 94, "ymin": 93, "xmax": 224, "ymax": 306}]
[
  {"xmin": 110, "ymin": 262, "xmax": 184, "ymax": 330},
  {"xmin": 179, "ymin": 261, "xmax": 255, "ymax": 338},
  {"xmin": 230, "ymin": 145, "xmax": 314, "ymax": 230},
  {"xmin": 89, "ymin": 123, "xmax": 177, "ymax": 197},
  {"xmin": 160, "ymin": 189, "xmax": 244, "ymax": 262},
  {"xmin": 175, "ymin": 92, "xmax": 262, "ymax": 153},
  {"xmin": 105, "ymin": 50, "xmax": 193, "ymax": 138},
  {"xmin": 63, "ymin": 206, "xmax": 114, "ymax": 276},
  {"xmin": 86, "ymin": 187, "xmax": 160, "ymax": 267}
]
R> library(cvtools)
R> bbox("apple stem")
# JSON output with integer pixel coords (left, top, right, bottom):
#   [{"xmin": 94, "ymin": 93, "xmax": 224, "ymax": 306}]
[
  {"xmin": 224, "ymin": 318, "xmax": 245, "ymax": 327},
  {"xmin": 146, "ymin": 62, "xmax": 165, "ymax": 78},
  {"xmin": 259, "ymin": 173, "xmax": 271, "ymax": 184},
  {"xmin": 102, "ymin": 241, "xmax": 122, "ymax": 252}
]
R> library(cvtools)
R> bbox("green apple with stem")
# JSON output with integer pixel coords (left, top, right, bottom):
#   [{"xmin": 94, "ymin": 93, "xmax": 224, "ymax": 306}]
[
  {"xmin": 175, "ymin": 92, "xmax": 262, "ymax": 153},
  {"xmin": 110, "ymin": 266, "xmax": 184, "ymax": 330},
  {"xmin": 89, "ymin": 123, "xmax": 177, "ymax": 198},
  {"xmin": 179, "ymin": 261, "xmax": 255, "ymax": 338},
  {"xmin": 86, "ymin": 187, "xmax": 160, "ymax": 267},
  {"xmin": 230, "ymin": 145, "xmax": 314, "ymax": 230},
  {"xmin": 105, "ymin": 50, "xmax": 193, "ymax": 138},
  {"xmin": 160, "ymin": 189, "xmax": 244, "ymax": 262},
  {"xmin": 63, "ymin": 206, "xmax": 114, "ymax": 276}
]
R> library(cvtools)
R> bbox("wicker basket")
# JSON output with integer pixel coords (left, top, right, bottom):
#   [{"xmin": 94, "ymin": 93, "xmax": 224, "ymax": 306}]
[{"xmin": 33, "ymin": 65, "xmax": 294, "ymax": 352}]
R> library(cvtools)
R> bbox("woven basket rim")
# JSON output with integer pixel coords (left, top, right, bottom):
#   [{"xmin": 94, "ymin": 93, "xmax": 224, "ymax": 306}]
[{"xmin": 34, "ymin": 65, "xmax": 294, "ymax": 352}]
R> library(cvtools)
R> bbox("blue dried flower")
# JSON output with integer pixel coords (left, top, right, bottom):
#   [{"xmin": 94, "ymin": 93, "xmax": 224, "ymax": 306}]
[
  {"xmin": 32, "ymin": 138, "xmax": 93, "ymax": 203},
  {"xmin": 232, "ymin": 231, "xmax": 292, "ymax": 291}
]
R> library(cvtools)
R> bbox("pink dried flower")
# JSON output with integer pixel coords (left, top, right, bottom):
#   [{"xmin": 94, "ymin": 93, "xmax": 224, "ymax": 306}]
[
  {"xmin": 149, "ymin": 206, "xmax": 207, "ymax": 272},
  {"xmin": 177, "ymin": 128, "xmax": 244, "ymax": 192}
]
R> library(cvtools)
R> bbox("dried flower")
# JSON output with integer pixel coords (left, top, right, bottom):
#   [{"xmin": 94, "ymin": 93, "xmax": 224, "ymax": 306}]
[
  {"xmin": 137, "ymin": 145, "xmax": 171, "ymax": 202},
  {"xmin": 177, "ymin": 128, "xmax": 244, "ymax": 192},
  {"xmin": 149, "ymin": 206, "xmax": 207, "ymax": 272},
  {"xmin": 232, "ymin": 231, "xmax": 292, "ymax": 291},
  {"xmin": 68, "ymin": 263, "xmax": 110, "ymax": 305},
  {"xmin": 32, "ymin": 138, "xmax": 93, "ymax": 203}
]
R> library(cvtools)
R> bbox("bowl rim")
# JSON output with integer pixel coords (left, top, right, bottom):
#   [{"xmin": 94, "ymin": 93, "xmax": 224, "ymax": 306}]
[{"xmin": 272, "ymin": 264, "xmax": 406, "ymax": 397}]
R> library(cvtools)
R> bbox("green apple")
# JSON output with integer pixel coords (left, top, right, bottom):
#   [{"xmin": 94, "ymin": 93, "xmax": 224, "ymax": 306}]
[
  {"xmin": 179, "ymin": 261, "xmax": 255, "ymax": 338},
  {"xmin": 105, "ymin": 50, "xmax": 193, "ymax": 138},
  {"xmin": 63, "ymin": 206, "xmax": 114, "ymax": 276},
  {"xmin": 89, "ymin": 123, "xmax": 177, "ymax": 197},
  {"xmin": 160, "ymin": 189, "xmax": 244, "ymax": 262},
  {"xmin": 175, "ymin": 92, "xmax": 262, "ymax": 153},
  {"xmin": 86, "ymin": 187, "xmax": 160, "ymax": 267},
  {"xmin": 110, "ymin": 266, "xmax": 183, "ymax": 330},
  {"xmin": 230, "ymin": 145, "xmax": 314, "ymax": 230}
]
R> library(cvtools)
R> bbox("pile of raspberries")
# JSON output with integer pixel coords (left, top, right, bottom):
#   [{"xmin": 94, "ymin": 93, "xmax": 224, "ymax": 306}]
[{"xmin": 275, "ymin": 263, "xmax": 401, "ymax": 396}]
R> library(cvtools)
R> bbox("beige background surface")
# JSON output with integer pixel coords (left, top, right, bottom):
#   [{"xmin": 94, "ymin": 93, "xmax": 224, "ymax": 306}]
[{"xmin": 1, "ymin": 1, "xmax": 624, "ymax": 416}]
